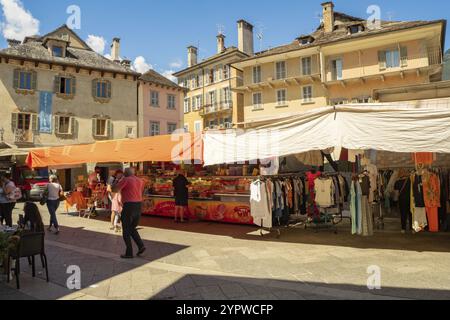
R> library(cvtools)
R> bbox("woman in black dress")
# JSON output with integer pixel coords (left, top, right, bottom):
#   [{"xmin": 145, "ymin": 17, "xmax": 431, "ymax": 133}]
[{"xmin": 173, "ymin": 170, "xmax": 191, "ymax": 223}]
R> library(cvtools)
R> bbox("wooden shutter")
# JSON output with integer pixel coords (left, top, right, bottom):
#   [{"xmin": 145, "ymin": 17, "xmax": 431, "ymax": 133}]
[
  {"xmin": 31, "ymin": 71, "xmax": 37, "ymax": 90},
  {"xmin": 92, "ymin": 80, "xmax": 97, "ymax": 98},
  {"xmin": 11, "ymin": 113, "xmax": 18, "ymax": 131},
  {"xmin": 71, "ymin": 77, "xmax": 77, "ymax": 95},
  {"xmin": 378, "ymin": 51, "xmax": 387, "ymax": 71},
  {"xmin": 13, "ymin": 69, "xmax": 20, "ymax": 89},
  {"xmin": 92, "ymin": 118, "xmax": 97, "ymax": 137},
  {"xmin": 54, "ymin": 115, "xmax": 60, "ymax": 134},
  {"xmin": 54, "ymin": 76, "xmax": 61, "ymax": 93},
  {"xmin": 31, "ymin": 114, "xmax": 38, "ymax": 132},
  {"xmin": 107, "ymin": 120, "xmax": 113, "ymax": 138},
  {"xmin": 400, "ymin": 46, "xmax": 408, "ymax": 67},
  {"xmin": 70, "ymin": 117, "xmax": 76, "ymax": 135},
  {"xmin": 107, "ymin": 81, "xmax": 112, "ymax": 99}
]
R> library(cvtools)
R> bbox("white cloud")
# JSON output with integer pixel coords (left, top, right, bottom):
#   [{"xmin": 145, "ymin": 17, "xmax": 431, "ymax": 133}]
[
  {"xmin": 0, "ymin": 0, "xmax": 39, "ymax": 41},
  {"xmin": 169, "ymin": 59, "xmax": 183, "ymax": 69},
  {"xmin": 132, "ymin": 56, "xmax": 152, "ymax": 73},
  {"xmin": 86, "ymin": 35, "xmax": 106, "ymax": 55},
  {"xmin": 162, "ymin": 70, "xmax": 177, "ymax": 82}
]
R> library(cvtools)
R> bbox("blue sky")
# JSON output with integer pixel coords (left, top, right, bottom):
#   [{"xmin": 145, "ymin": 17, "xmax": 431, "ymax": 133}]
[{"xmin": 0, "ymin": 0, "xmax": 449, "ymax": 78}]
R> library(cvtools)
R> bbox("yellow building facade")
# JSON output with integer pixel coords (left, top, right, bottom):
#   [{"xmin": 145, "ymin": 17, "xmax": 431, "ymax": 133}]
[{"xmin": 232, "ymin": 2, "xmax": 446, "ymax": 127}]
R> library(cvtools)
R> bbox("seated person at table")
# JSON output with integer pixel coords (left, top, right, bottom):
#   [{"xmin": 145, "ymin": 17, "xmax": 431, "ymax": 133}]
[{"xmin": 21, "ymin": 202, "xmax": 45, "ymax": 233}]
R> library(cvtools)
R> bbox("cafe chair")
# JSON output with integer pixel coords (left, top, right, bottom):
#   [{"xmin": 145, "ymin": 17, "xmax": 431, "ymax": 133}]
[{"xmin": 7, "ymin": 232, "xmax": 49, "ymax": 290}]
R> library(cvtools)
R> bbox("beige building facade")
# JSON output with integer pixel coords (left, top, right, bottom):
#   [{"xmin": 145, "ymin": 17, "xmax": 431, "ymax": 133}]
[
  {"xmin": 173, "ymin": 20, "xmax": 254, "ymax": 132},
  {"xmin": 232, "ymin": 2, "xmax": 446, "ymax": 127},
  {"xmin": 0, "ymin": 25, "xmax": 139, "ymax": 148}
]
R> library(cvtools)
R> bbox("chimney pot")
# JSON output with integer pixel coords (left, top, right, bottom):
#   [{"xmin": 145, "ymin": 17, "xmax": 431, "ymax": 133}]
[
  {"xmin": 237, "ymin": 19, "xmax": 254, "ymax": 56},
  {"xmin": 217, "ymin": 34, "xmax": 226, "ymax": 54},
  {"xmin": 187, "ymin": 46, "xmax": 198, "ymax": 67},
  {"xmin": 111, "ymin": 38, "xmax": 121, "ymax": 62}
]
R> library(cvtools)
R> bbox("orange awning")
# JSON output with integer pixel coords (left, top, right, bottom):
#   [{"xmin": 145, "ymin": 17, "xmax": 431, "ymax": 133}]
[{"xmin": 26, "ymin": 133, "xmax": 203, "ymax": 168}]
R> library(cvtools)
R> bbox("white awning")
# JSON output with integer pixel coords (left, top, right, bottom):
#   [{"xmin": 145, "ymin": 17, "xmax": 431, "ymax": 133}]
[{"xmin": 203, "ymin": 102, "xmax": 450, "ymax": 166}]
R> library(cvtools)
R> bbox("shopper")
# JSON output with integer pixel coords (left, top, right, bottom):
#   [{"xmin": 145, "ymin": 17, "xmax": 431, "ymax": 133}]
[
  {"xmin": 46, "ymin": 175, "xmax": 63, "ymax": 235},
  {"xmin": 0, "ymin": 173, "xmax": 17, "ymax": 227},
  {"xmin": 112, "ymin": 167, "xmax": 146, "ymax": 259},
  {"xmin": 109, "ymin": 170, "xmax": 124, "ymax": 232},
  {"xmin": 173, "ymin": 170, "xmax": 191, "ymax": 223}
]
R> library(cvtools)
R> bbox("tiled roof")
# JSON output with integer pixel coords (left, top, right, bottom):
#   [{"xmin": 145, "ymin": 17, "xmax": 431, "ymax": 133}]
[
  {"xmin": 173, "ymin": 47, "xmax": 248, "ymax": 76},
  {"xmin": 139, "ymin": 69, "xmax": 183, "ymax": 89},
  {"xmin": 0, "ymin": 26, "xmax": 138, "ymax": 76},
  {"xmin": 238, "ymin": 14, "xmax": 445, "ymax": 62}
]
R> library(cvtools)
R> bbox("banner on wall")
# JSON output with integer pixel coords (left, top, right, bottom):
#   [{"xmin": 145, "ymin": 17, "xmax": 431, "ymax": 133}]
[{"xmin": 39, "ymin": 91, "xmax": 53, "ymax": 134}]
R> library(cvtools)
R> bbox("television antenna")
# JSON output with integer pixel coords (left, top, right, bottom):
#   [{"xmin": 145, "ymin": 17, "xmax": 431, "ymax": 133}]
[
  {"xmin": 217, "ymin": 24, "xmax": 225, "ymax": 36},
  {"xmin": 255, "ymin": 22, "xmax": 266, "ymax": 52}
]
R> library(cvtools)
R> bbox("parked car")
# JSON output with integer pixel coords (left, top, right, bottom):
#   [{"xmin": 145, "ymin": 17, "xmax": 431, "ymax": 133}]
[{"xmin": 11, "ymin": 167, "xmax": 49, "ymax": 201}]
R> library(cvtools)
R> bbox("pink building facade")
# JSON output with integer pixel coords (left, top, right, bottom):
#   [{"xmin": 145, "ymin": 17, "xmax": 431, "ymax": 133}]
[{"xmin": 138, "ymin": 70, "xmax": 185, "ymax": 137}]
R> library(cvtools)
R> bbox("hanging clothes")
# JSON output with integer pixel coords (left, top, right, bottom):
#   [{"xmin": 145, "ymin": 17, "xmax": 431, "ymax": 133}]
[
  {"xmin": 314, "ymin": 177, "xmax": 335, "ymax": 207},
  {"xmin": 365, "ymin": 163, "xmax": 379, "ymax": 204},
  {"xmin": 410, "ymin": 174, "xmax": 428, "ymax": 232},
  {"xmin": 294, "ymin": 151, "xmax": 323, "ymax": 167},
  {"xmin": 394, "ymin": 176, "xmax": 412, "ymax": 231},
  {"xmin": 356, "ymin": 180, "xmax": 363, "ymax": 235},
  {"xmin": 422, "ymin": 171, "xmax": 441, "ymax": 233},
  {"xmin": 350, "ymin": 181, "xmax": 357, "ymax": 235},
  {"xmin": 306, "ymin": 171, "xmax": 321, "ymax": 217},
  {"xmin": 412, "ymin": 153, "xmax": 435, "ymax": 166},
  {"xmin": 250, "ymin": 180, "xmax": 272, "ymax": 228}
]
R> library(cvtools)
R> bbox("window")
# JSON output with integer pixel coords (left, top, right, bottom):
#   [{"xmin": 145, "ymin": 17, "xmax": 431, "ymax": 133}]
[
  {"xmin": 126, "ymin": 126, "xmax": 135, "ymax": 138},
  {"xmin": 209, "ymin": 69, "xmax": 215, "ymax": 83},
  {"xmin": 17, "ymin": 113, "xmax": 31, "ymax": 130},
  {"xmin": 302, "ymin": 86, "xmax": 313, "ymax": 103},
  {"xmin": 330, "ymin": 98, "xmax": 348, "ymax": 105},
  {"xmin": 223, "ymin": 65, "xmax": 230, "ymax": 80},
  {"xmin": 301, "ymin": 57, "xmax": 312, "ymax": 76},
  {"xmin": 331, "ymin": 59, "xmax": 343, "ymax": 81},
  {"xmin": 93, "ymin": 79, "xmax": 111, "ymax": 100},
  {"xmin": 194, "ymin": 95, "xmax": 203, "ymax": 111},
  {"xmin": 167, "ymin": 122, "xmax": 177, "ymax": 134},
  {"xmin": 276, "ymin": 89, "xmax": 287, "ymax": 106},
  {"xmin": 12, "ymin": 113, "xmax": 37, "ymax": 142},
  {"xmin": 349, "ymin": 25, "xmax": 361, "ymax": 35},
  {"xmin": 217, "ymin": 66, "xmax": 223, "ymax": 81},
  {"xmin": 55, "ymin": 76, "xmax": 75, "ymax": 96},
  {"xmin": 194, "ymin": 121, "xmax": 202, "ymax": 133},
  {"xmin": 14, "ymin": 70, "xmax": 36, "ymax": 91},
  {"xmin": 275, "ymin": 61, "xmax": 286, "ymax": 80},
  {"xmin": 353, "ymin": 97, "xmax": 372, "ymax": 104},
  {"xmin": 95, "ymin": 119, "xmax": 108, "ymax": 137},
  {"xmin": 184, "ymin": 98, "xmax": 191, "ymax": 113},
  {"xmin": 253, "ymin": 92, "xmax": 263, "ymax": 110},
  {"xmin": 52, "ymin": 46, "xmax": 63, "ymax": 57},
  {"xmin": 208, "ymin": 91, "xmax": 217, "ymax": 106},
  {"xmin": 149, "ymin": 121, "xmax": 160, "ymax": 136},
  {"xmin": 57, "ymin": 116, "xmax": 72, "ymax": 134},
  {"xmin": 222, "ymin": 87, "xmax": 231, "ymax": 106},
  {"xmin": 253, "ymin": 66, "xmax": 261, "ymax": 83},
  {"xmin": 150, "ymin": 91, "xmax": 159, "ymax": 107},
  {"xmin": 378, "ymin": 48, "xmax": 407, "ymax": 70},
  {"xmin": 167, "ymin": 94, "xmax": 176, "ymax": 110}
]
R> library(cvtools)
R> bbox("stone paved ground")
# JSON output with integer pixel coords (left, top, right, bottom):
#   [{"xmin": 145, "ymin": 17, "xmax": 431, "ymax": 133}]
[{"xmin": 1, "ymin": 203, "xmax": 450, "ymax": 300}]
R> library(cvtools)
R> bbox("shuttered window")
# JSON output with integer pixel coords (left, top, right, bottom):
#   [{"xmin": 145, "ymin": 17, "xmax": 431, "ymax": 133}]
[
  {"xmin": 92, "ymin": 79, "xmax": 112, "ymax": 100},
  {"xmin": 14, "ymin": 70, "xmax": 37, "ymax": 91}
]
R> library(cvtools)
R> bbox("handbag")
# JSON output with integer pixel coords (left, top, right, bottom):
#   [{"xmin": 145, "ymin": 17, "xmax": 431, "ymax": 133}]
[{"xmin": 59, "ymin": 189, "xmax": 66, "ymax": 202}]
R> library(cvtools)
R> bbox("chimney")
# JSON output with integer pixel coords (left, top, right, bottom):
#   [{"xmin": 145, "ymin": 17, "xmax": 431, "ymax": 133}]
[
  {"xmin": 7, "ymin": 39, "xmax": 21, "ymax": 47},
  {"xmin": 111, "ymin": 38, "xmax": 121, "ymax": 62},
  {"xmin": 237, "ymin": 20, "xmax": 254, "ymax": 56},
  {"xmin": 187, "ymin": 46, "xmax": 198, "ymax": 67},
  {"xmin": 321, "ymin": 2, "xmax": 335, "ymax": 33},
  {"xmin": 217, "ymin": 33, "xmax": 226, "ymax": 54}
]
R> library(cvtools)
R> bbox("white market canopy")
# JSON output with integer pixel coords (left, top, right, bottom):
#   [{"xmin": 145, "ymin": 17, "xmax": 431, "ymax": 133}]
[{"xmin": 203, "ymin": 102, "xmax": 450, "ymax": 166}]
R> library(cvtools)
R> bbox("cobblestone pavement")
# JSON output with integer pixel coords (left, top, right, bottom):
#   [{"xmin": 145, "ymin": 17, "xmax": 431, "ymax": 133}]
[{"xmin": 1, "ymin": 203, "xmax": 450, "ymax": 300}]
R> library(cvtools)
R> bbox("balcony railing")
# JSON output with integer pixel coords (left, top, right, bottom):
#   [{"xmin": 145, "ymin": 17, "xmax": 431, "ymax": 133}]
[
  {"xmin": 200, "ymin": 101, "xmax": 233, "ymax": 116},
  {"xmin": 427, "ymin": 47, "xmax": 442, "ymax": 66},
  {"xmin": 14, "ymin": 129, "xmax": 34, "ymax": 144}
]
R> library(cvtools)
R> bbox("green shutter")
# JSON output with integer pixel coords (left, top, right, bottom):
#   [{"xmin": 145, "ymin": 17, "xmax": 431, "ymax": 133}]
[
  {"xmin": 54, "ymin": 76, "xmax": 61, "ymax": 93},
  {"xmin": 31, "ymin": 114, "xmax": 38, "ymax": 132},
  {"xmin": 11, "ymin": 113, "xmax": 18, "ymax": 131},
  {"xmin": 107, "ymin": 81, "xmax": 112, "ymax": 99},
  {"xmin": 71, "ymin": 77, "xmax": 76, "ymax": 95},
  {"xmin": 400, "ymin": 46, "xmax": 408, "ymax": 67},
  {"xmin": 54, "ymin": 115, "xmax": 60, "ymax": 134},
  {"xmin": 13, "ymin": 69, "xmax": 20, "ymax": 89},
  {"xmin": 378, "ymin": 51, "xmax": 387, "ymax": 71},
  {"xmin": 92, "ymin": 80, "xmax": 97, "ymax": 98},
  {"xmin": 31, "ymin": 71, "xmax": 37, "ymax": 90},
  {"xmin": 92, "ymin": 118, "xmax": 97, "ymax": 137}
]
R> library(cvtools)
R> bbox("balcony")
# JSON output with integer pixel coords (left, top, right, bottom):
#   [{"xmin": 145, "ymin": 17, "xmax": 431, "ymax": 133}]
[
  {"xmin": 14, "ymin": 129, "xmax": 34, "ymax": 145},
  {"xmin": 200, "ymin": 101, "xmax": 233, "ymax": 116}
]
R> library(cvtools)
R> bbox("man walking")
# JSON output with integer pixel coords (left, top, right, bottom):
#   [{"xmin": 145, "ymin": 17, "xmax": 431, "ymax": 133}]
[{"xmin": 112, "ymin": 167, "xmax": 146, "ymax": 259}]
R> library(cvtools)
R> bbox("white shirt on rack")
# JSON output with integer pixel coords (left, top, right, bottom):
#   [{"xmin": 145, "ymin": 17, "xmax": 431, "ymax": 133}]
[{"xmin": 250, "ymin": 180, "xmax": 272, "ymax": 228}]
